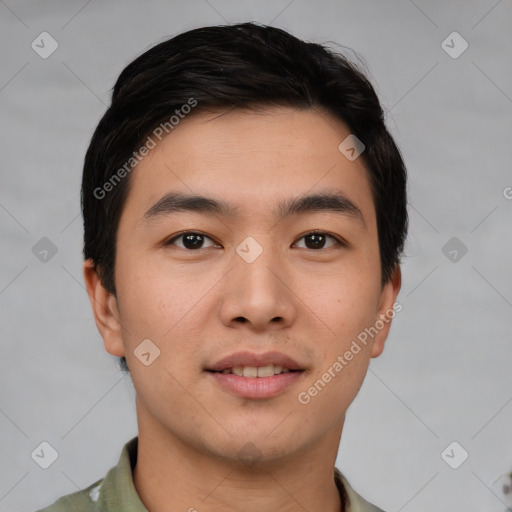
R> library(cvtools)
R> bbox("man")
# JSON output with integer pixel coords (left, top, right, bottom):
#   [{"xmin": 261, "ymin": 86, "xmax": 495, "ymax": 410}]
[{"xmin": 37, "ymin": 21, "xmax": 407, "ymax": 512}]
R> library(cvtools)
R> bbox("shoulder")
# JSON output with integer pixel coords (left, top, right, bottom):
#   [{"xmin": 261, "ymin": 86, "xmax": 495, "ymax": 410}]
[
  {"xmin": 34, "ymin": 478, "xmax": 104, "ymax": 512},
  {"xmin": 34, "ymin": 436, "xmax": 140, "ymax": 512},
  {"xmin": 354, "ymin": 494, "xmax": 387, "ymax": 512},
  {"xmin": 335, "ymin": 467, "xmax": 387, "ymax": 512}
]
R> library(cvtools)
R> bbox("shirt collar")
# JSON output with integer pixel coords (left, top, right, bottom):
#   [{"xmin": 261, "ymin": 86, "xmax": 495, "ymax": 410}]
[{"xmin": 96, "ymin": 436, "xmax": 147, "ymax": 511}]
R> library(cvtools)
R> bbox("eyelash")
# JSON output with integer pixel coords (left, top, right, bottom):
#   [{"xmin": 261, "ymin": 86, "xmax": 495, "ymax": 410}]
[{"xmin": 163, "ymin": 230, "xmax": 346, "ymax": 250}]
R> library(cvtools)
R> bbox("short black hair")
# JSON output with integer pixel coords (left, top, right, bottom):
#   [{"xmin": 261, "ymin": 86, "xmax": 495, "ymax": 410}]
[{"xmin": 81, "ymin": 22, "xmax": 408, "ymax": 373}]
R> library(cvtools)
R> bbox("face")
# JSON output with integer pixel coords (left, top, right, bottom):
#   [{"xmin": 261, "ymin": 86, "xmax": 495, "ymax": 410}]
[{"xmin": 85, "ymin": 106, "xmax": 401, "ymax": 466}]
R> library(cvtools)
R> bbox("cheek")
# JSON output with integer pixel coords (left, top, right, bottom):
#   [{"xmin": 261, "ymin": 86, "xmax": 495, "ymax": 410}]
[
  {"xmin": 313, "ymin": 268, "xmax": 381, "ymax": 402},
  {"xmin": 294, "ymin": 342, "xmax": 372, "ymax": 437},
  {"xmin": 115, "ymin": 255, "xmax": 210, "ymax": 371},
  {"xmin": 308, "ymin": 266, "xmax": 381, "ymax": 339},
  {"xmin": 116, "ymin": 252, "xmax": 188, "ymax": 330}
]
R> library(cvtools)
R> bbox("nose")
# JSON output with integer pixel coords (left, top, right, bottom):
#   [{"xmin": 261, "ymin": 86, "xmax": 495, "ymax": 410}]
[{"xmin": 218, "ymin": 238, "xmax": 297, "ymax": 333}]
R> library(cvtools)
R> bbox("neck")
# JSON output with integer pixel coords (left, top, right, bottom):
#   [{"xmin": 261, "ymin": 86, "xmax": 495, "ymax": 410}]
[{"xmin": 132, "ymin": 400, "xmax": 345, "ymax": 512}]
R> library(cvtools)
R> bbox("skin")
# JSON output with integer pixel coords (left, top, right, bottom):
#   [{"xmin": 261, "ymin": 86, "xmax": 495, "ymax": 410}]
[{"xmin": 84, "ymin": 106, "xmax": 401, "ymax": 512}]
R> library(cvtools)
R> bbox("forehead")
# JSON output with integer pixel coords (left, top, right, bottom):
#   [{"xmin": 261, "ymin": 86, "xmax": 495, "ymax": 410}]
[{"xmin": 121, "ymin": 107, "xmax": 375, "ymax": 224}]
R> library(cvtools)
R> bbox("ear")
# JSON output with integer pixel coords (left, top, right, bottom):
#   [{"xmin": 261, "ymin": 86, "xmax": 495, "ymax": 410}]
[
  {"xmin": 370, "ymin": 265, "xmax": 402, "ymax": 358},
  {"xmin": 83, "ymin": 259, "xmax": 125, "ymax": 358}
]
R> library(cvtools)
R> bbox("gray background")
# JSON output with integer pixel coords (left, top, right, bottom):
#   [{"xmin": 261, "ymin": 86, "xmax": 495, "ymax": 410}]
[{"xmin": 1, "ymin": 1, "xmax": 511, "ymax": 511}]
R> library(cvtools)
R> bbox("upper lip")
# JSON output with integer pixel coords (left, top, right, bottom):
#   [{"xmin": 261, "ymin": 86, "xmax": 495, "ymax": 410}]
[{"xmin": 206, "ymin": 351, "xmax": 304, "ymax": 372}]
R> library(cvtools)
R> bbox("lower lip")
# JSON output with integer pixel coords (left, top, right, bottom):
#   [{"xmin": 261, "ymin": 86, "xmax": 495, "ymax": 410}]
[{"xmin": 207, "ymin": 371, "xmax": 304, "ymax": 399}]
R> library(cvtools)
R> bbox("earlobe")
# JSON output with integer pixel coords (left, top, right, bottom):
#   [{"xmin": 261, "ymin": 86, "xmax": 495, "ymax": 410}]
[
  {"xmin": 83, "ymin": 259, "xmax": 125, "ymax": 357},
  {"xmin": 370, "ymin": 265, "xmax": 402, "ymax": 358}
]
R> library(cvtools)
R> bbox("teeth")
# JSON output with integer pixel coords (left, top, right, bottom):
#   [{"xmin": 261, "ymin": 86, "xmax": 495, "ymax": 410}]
[
  {"xmin": 222, "ymin": 364, "xmax": 294, "ymax": 377},
  {"xmin": 243, "ymin": 366, "xmax": 258, "ymax": 378},
  {"xmin": 256, "ymin": 365, "xmax": 274, "ymax": 377}
]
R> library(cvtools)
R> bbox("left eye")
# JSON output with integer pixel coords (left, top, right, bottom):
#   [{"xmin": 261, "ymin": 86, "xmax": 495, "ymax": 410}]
[
  {"xmin": 164, "ymin": 231, "xmax": 343, "ymax": 250},
  {"xmin": 293, "ymin": 231, "xmax": 342, "ymax": 250}
]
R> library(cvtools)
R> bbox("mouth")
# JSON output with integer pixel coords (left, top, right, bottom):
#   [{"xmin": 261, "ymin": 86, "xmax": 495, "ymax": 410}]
[
  {"xmin": 206, "ymin": 350, "xmax": 305, "ymax": 374},
  {"xmin": 206, "ymin": 367, "xmax": 305, "ymax": 400},
  {"xmin": 204, "ymin": 351, "xmax": 306, "ymax": 398},
  {"xmin": 207, "ymin": 365, "xmax": 303, "ymax": 378}
]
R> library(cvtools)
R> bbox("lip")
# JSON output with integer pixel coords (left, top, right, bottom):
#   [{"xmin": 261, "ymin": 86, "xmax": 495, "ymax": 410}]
[
  {"xmin": 207, "ymin": 371, "xmax": 305, "ymax": 399},
  {"xmin": 206, "ymin": 350, "xmax": 304, "ymax": 372}
]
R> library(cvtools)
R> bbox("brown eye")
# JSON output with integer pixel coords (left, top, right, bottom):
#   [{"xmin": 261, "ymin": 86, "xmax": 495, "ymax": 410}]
[
  {"xmin": 165, "ymin": 232, "xmax": 218, "ymax": 250},
  {"xmin": 294, "ymin": 232, "xmax": 343, "ymax": 250}
]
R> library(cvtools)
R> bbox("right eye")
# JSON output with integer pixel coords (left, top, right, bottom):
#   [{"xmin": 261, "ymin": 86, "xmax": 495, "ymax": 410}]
[{"xmin": 164, "ymin": 231, "xmax": 220, "ymax": 250}]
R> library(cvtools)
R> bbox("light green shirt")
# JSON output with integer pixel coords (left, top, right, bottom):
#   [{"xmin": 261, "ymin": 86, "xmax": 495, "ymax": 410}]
[{"xmin": 36, "ymin": 437, "xmax": 385, "ymax": 512}]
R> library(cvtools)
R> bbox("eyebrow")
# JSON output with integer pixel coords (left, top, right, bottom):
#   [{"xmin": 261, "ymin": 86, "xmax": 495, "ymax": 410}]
[{"xmin": 142, "ymin": 190, "xmax": 365, "ymax": 228}]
